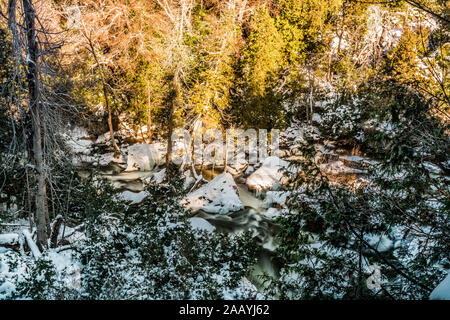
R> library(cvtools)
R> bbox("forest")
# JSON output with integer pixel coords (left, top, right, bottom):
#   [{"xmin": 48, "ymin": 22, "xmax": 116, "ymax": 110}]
[{"xmin": 0, "ymin": 0, "xmax": 449, "ymax": 300}]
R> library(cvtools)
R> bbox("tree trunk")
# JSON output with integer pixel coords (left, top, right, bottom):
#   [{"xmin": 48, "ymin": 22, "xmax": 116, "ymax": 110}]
[
  {"xmin": 166, "ymin": 69, "xmax": 180, "ymax": 167},
  {"xmin": 84, "ymin": 34, "xmax": 120, "ymax": 156},
  {"xmin": 166, "ymin": 105, "xmax": 174, "ymax": 166},
  {"xmin": 106, "ymin": 100, "xmax": 120, "ymax": 156},
  {"xmin": 23, "ymin": 0, "xmax": 48, "ymax": 249},
  {"xmin": 147, "ymin": 80, "xmax": 152, "ymax": 143}
]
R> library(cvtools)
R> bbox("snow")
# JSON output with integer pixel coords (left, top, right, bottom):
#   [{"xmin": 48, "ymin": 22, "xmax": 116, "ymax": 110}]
[
  {"xmin": 430, "ymin": 272, "xmax": 450, "ymax": 300},
  {"xmin": 125, "ymin": 143, "xmax": 166, "ymax": 172},
  {"xmin": 22, "ymin": 229, "xmax": 41, "ymax": 259},
  {"xmin": 183, "ymin": 170, "xmax": 196, "ymax": 190},
  {"xmin": 47, "ymin": 250, "xmax": 76, "ymax": 273},
  {"xmin": 0, "ymin": 250, "xmax": 27, "ymax": 299},
  {"xmin": 188, "ymin": 217, "xmax": 216, "ymax": 233},
  {"xmin": 171, "ymin": 136, "xmax": 191, "ymax": 166},
  {"xmin": 339, "ymin": 155, "xmax": 368, "ymax": 170},
  {"xmin": 152, "ymin": 168, "xmax": 166, "ymax": 184},
  {"xmin": 64, "ymin": 126, "xmax": 93, "ymax": 155},
  {"xmin": 319, "ymin": 161, "xmax": 365, "ymax": 176},
  {"xmin": 245, "ymin": 165, "xmax": 255, "ymax": 175},
  {"xmin": 282, "ymin": 127, "xmax": 306, "ymax": 145},
  {"xmin": 423, "ymin": 162, "xmax": 442, "ymax": 174},
  {"xmin": 119, "ymin": 190, "xmax": 148, "ymax": 204},
  {"xmin": 339, "ymin": 155, "xmax": 365, "ymax": 162},
  {"xmin": 365, "ymin": 234, "xmax": 394, "ymax": 253},
  {"xmin": 181, "ymin": 173, "xmax": 243, "ymax": 214},
  {"xmin": 312, "ymin": 113, "xmax": 322, "ymax": 124},
  {"xmin": 246, "ymin": 156, "xmax": 290, "ymax": 191},
  {"xmin": 227, "ymin": 160, "xmax": 248, "ymax": 176},
  {"xmin": 264, "ymin": 191, "xmax": 290, "ymax": 208},
  {"xmin": 263, "ymin": 207, "xmax": 281, "ymax": 220},
  {"xmin": 96, "ymin": 152, "xmax": 126, "ymax": 167},
  {"xmin": 0, "ymin": 233, "xmax": 19, "ymax": 246},
  {"xmin": 95, "ymin": 131, "xmax": 114, "ymax": 144}
]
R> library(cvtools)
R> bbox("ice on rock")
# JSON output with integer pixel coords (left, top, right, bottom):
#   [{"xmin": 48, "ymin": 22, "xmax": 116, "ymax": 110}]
[
  {"xmin": 181, "ymin": 173, "xmax": 243, "ymax": 214},
  {"xmin": 246, "ymin": 156, "xmax": 290, "ymax": 191}
]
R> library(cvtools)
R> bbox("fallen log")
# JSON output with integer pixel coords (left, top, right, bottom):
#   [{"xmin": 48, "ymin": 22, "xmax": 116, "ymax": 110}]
[{"xmin": 22, "ymin": 229, "xmax": 41, "ymax": 259}]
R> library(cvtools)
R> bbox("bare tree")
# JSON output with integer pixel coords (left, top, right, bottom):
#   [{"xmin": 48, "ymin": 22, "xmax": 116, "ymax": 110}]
[
  {"xmin": 82, "ymin": 29, "xmax": 121, "ymax": 156},
  {"xmin": 155, "ymin": 0, "xmax": 194, "ymax": 167},
  {"xmin": 7, "ymin": 0, "xmax": 49, "ymax": 248}
]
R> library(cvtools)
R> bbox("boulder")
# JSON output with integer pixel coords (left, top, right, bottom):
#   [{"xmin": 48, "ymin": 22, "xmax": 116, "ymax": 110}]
[
  {"xmin": 319, "ymin": 161, "xmax": 365, "ymax": 176},
  {"xmin": 188, "ymin": 217, "xmax": 216, "ymax": 233},
  {"xmin": 246, "ymin": 156, "xmax": 290, "ymax": 191},
  {"xmin": 339, "ymin": 155, "xmax": 368, "ymax": 170},
  {"xmin": 118, "ymin": 190, "xmax": 148, "ymax": 205},
  {"xmin": 0, "ymin": 233, "xmax": 19, "ymax": 251},
  {"xmin": 264, "ymin": 191, "xmax": 290, "ymax": 208},
  {"xmin": 125, "ymin": 143, "xmax": 166, "ymax": 172},
  {"xmin": 181, "ymin": 173, "xmax": 243, "ymax": 214},
  {"xmin": 64, "ymin": 126, "xmax": 93, "ymax": 156}
]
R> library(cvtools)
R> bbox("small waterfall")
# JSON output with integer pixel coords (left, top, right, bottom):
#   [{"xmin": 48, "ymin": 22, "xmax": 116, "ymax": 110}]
[
  {"xmin": 83, "ymin": 163, "xmax": 282, "ymax": 293},
  {"xmin": 197, "ymin": 183, "xmax": 281, "ymax": 293}
]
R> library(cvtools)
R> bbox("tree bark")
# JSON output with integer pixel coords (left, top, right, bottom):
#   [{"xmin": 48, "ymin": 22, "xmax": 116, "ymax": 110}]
[{"xmin": 23, "ymin": 0, "xmax": 49, "ymax": 249}]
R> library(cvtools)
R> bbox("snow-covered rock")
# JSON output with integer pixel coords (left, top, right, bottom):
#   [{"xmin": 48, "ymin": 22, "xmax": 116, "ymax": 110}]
[
  {"xmin": 246, "ymin": 156, "xmax": 290, "ymax": 191},
  {"xmin": 152, "ymin": 168, "xmax": 166, "ymax": 184},
  {"xmin": 263, "ymin": 207, "xmax": 281, "ymax": 219},
  {"xmin": 319, "ymin": 161, "xmax": 365, "ymax": 176},
  {"xmin": 118, "ymin": 190, "xmax": 148, "ymax": 204},
  {"xmin": 227, "ymin": 160, "xmax": 248, "ymax": 176},
  {"xmin": 95, "ymin": 131, "xmax": 115, "ymax": 145},
  {"xmin": 64, "ymin": 126, "xmax": 93, "ymax": 156},
  {"xmin": 0, "ymin": 234, "xmax": 19, "ymax": 246},
  {"xmin": 244, "ymin": 165, "xmax": 255, "ymax": 175},
  {"xmin": 125, "ymin": 143, "xmax": 166, "ymax": 172},
  {"xmin": 423, "ymin": 162, "xmax": 442, "ymax": 175},
  {"xmin": 188, "ymin": 217, "xmax": 216, "ymax": 233},
  {"xmin": 264, "ymin": 191, "xmax": 290, "ymax": 208},
  {"xmin": 96, "ymin": 152, "xmax": 127, "ymax": 168},
  {"xmin": 430, "ymin": 272, "xmax": 450, "ymax": 300},
  {"xmin": 312, "ymin": 113, "xmax": 322, "ymax": 125},
  {"xmin": 339, "ymin": 155, "xmax": 368, "ymax": 170},
  {"xmin": 183, "ymin": 170, "xmax": 196, "ymax": 190},
  {"xmin": 181, "ymin": 173, "xmax": 243, "ymax": 214}
]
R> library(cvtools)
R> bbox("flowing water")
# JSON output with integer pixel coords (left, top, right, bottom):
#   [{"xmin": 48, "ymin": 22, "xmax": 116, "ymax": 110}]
[
  {"xmin": 196, "ymin": 184, "xmax": 281, "ymax": 292},
  {"xmin": 87, "ymin": 166, "xmax": 281, "ymax": 292}
]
